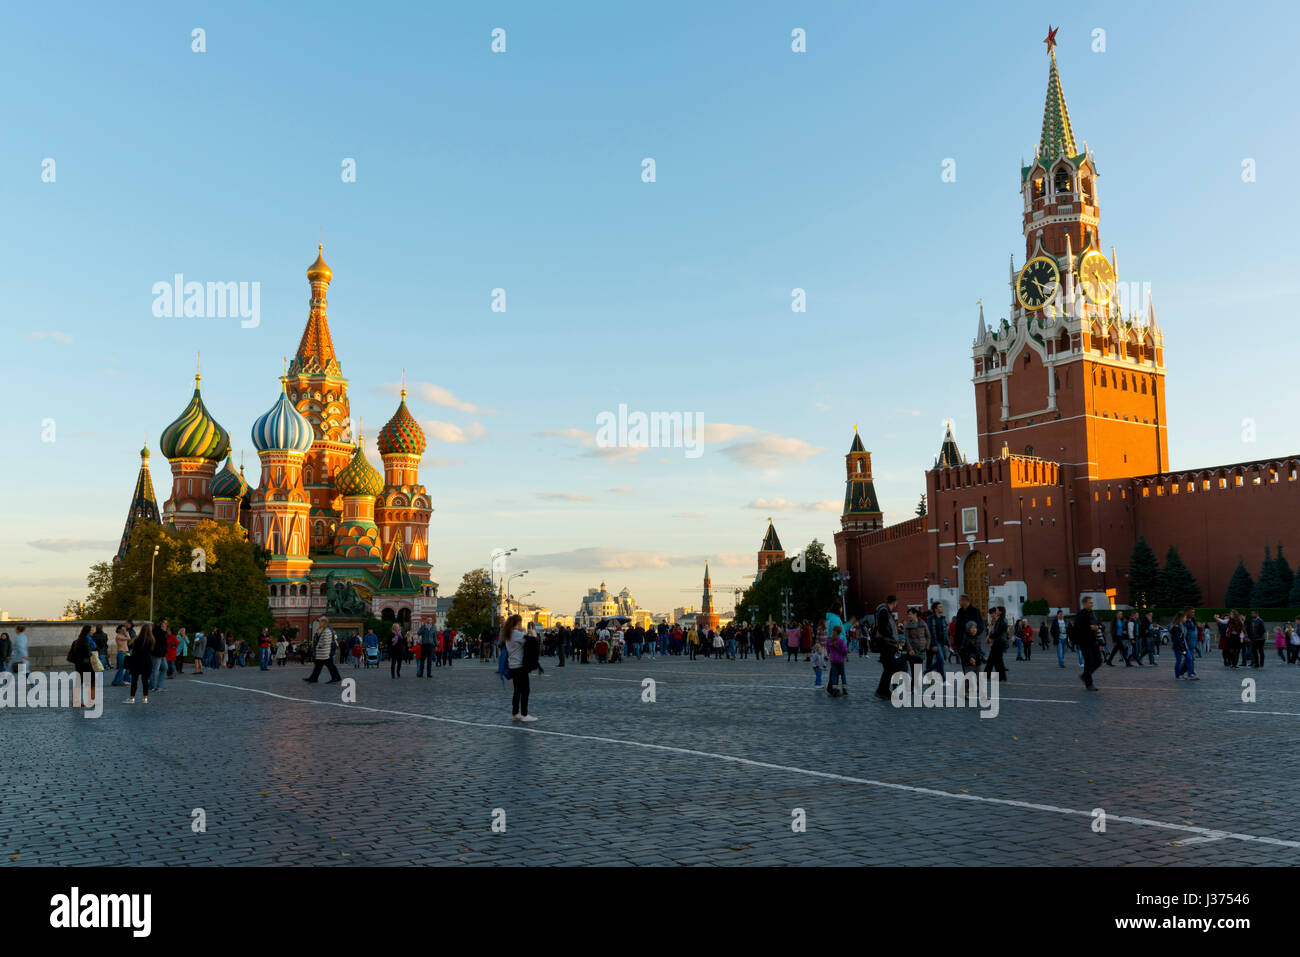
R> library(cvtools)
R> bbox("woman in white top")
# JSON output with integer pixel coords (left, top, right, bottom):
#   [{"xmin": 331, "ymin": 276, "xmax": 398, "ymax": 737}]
[{"xmin": 502, "ymin": 614, "xmax": 536, "ymax": 722}]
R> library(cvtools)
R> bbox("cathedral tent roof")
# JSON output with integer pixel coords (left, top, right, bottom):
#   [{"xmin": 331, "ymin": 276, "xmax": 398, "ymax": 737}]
[{"xmin": 377, "ymin": 543, "xmax": 417, "ymax": 592}]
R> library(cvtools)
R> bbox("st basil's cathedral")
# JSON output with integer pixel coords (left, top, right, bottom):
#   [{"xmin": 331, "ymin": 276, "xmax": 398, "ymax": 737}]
[{"xmin": 117, "ymin": 247, "xmax": 436, "ymax": 635}]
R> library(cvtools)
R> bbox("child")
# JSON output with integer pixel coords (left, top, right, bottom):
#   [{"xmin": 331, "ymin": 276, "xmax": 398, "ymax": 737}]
[{"xmin": 810, "ymin": 641, "xmax": 826, "ymax": 687}]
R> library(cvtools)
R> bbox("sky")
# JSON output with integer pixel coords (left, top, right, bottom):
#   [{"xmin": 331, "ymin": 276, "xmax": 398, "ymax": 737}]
[{"xmin": 3, "ymin": 0, "xmax": 1297, "ymax": 620}]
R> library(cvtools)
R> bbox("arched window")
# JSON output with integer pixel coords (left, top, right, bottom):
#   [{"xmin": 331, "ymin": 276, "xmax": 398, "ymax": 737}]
[
  {"xmin": 1053, "ymin": 166, "xmax": 1071, "ymax": 195},
  {"xmin": 1032, "ymin": 176, "xmax": 1045, "ymax": 200}
]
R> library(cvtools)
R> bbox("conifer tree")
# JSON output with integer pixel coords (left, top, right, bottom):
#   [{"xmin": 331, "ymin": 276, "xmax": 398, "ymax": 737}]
[
  {"xmin": 1225, "ymin": 558, "xmax": 1254, "ymax": 608},
  {"xmin": 1156, "ymin": 546, "xmax": 1201, "ymax": 608},
  {"xmin": 1127, "ymin": 536, "xmax": 1160, "ymax": 609}
]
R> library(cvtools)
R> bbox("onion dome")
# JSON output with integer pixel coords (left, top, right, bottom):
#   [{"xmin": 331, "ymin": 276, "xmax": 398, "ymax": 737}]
[
  {"xmin": 376, "ymin": 391, "xmax": 426, "ymax": 456},
  {"xmin": 306, "ymin": 244, "xmax": 333, "ymax": 284},
  {"xmin": 252, "ymin": 380, "xmax": 316, "ymax": 454},
  {"xmin": 211, "ymin": 455, "xmax": 248, "ymax": 499},
  {"xmin": 160, "ymin": 375, "xmax": 230, "ymax": 461},
  {"xmin": 335, "ymin": 438, "xmax": 384, "ymax": 498}
]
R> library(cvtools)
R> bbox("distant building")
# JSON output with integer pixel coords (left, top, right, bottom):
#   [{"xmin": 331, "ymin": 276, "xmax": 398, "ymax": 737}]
[{"xmin": 574, "ymin": 582, "xmax": 640, "ymax": 627}]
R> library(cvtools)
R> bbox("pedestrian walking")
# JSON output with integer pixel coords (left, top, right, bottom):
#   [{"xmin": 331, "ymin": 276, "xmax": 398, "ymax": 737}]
[
  {"xmin": 873, "ymin": 595, "xmax": 904, "ymax": 700},
  {"xmin": 389, "ymin": 624, "xmax": 407, "ymax": 678},
  {"xmin": 826, "ymin": 626, "xmax": 848, "ymax": 697},
  {"xmin": 1075, "ymin": 596, "xmax": 1102, "ymax": 691},
  {"xmin": 303, "ymin": 618, "xmax": 343, "ymax": 683},
  {"xmin": 150, "ymin": 617, "xmax": 171, "ymax": 692}
]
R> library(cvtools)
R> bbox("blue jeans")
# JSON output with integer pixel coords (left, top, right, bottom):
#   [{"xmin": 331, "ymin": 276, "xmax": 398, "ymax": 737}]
[
  {"xmin": 814, "ymin": 666, "xmax": 823, "ymax": 686},
  {"xmin": 1174, "ymin": 647, "xmax": 1189, "ymax": 678},
  {"xmin": 112, "ymin": 651, "xmax": 130, "ymax": 685},
  {"xmin": 726, "ymin": 638, "xmax": 735, "ymax": 659},
  {"xmin": 828, "ymin": 660, "xmax": 846, "ymax": 689},
  {"xmin": 1057, "ymin": 638, "xmax": 1066, "ymax": 666},
  {"xmin": 260, "ymin": 647, "xmax": 272, "ymax": 670},
  {"xmin": 1185, "ymin": 639, "xmax": 1198, "ymax": 676},
  {"xmin": 925, "ymin": 644, "xmax": 946, "ymax": 678},
  {"xmin": 150, "ymin": 655, "xmax": 167, "ymax": 691}
]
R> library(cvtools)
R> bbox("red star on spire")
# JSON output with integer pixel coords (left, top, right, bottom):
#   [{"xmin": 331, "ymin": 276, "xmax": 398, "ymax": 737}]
[{"xmin": 1044, "ymin": 25, "xmax": 1059, "ymax": 56}]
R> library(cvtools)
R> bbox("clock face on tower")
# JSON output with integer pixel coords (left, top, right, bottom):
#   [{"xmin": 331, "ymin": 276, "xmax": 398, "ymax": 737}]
[
  {"xmin": 1016, "ymin": 256, "xmax": 1061, "ymax": 310},
  {"xmin": 1078, "ymin": 250, "xmax": 1116, "ymax": 304}
]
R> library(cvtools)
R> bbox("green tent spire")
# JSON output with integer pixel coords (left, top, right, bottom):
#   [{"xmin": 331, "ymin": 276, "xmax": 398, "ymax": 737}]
[{"xmin": 1039, "ymin": 45, "xmax": 1077, "ymax": 159}]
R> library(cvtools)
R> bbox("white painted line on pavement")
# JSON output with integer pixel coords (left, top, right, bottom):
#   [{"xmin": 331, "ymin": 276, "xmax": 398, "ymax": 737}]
[{"xmin": 192, "ymin": 680, "xmax": 1300, "ymax": 850}]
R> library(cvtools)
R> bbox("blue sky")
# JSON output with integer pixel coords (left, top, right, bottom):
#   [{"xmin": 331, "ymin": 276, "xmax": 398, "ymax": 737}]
[{"xmin": 3, "ymin": 0, "xmax": 1296, "ymax": 619}]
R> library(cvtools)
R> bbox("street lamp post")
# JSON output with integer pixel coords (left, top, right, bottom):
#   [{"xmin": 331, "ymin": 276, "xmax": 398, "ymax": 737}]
[
  {"xmin": 833, "ymin": 569, "xmax": 851, "ymax": 621},
  {"xmin": 149, "ymin": 544, "xmax": 160, "ymax": 624},
  {"xmin": 489, "ymin": 547, "xmax": 518, "ymax": 630},
  {"xmin": 505, "ymin": 570, "xmax": 529, "ymax": 617},
  {"xmin": 779, "ymin": 587, "xmax": 793, "ymax": 628}
]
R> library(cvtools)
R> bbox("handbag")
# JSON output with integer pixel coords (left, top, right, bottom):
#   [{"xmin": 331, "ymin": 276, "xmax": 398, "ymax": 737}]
[{"xmin": 90, "ymin": 653, "xmax": 104, "ymax": 673}]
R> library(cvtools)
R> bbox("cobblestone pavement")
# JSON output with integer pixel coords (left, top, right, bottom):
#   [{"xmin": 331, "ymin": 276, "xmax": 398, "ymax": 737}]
[{"xmin": 3, "ymin": 648, "xmax": 1299, "ymax": 866}]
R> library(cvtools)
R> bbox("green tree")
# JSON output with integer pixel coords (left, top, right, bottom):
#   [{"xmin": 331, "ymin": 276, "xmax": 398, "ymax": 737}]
[
  {"xmin": 447, "ymin": 568, "xmax": 496, "ymax": 637},
  {"xmin": 1126, "ymin": 536, "xmax": 1160, "ymax": 609},
  {"xmin": 1274, "ymin": 544, "xmax": 1295, "ymax": 603},
  {"xmin": 82, "ymin": 520, "xmax": 272, "ymax": 637},
  {"xmin": 1252, "ymin": 545, "xmax": 1291, "ymax": 608},
  {"xmin": 915, "ymin": 495, "xmax": 927, "ymax": 517},
  {"xmin": 1225, "ymin": 558, "xmax": 1254, "ymax": 608},
  {"xmin": 737, "ymin": 538, "xmax": 838, "ymax": 626},
  {"xmin": 1155, "ymin": 546, "xmax": 1201, "ymax": 608}
]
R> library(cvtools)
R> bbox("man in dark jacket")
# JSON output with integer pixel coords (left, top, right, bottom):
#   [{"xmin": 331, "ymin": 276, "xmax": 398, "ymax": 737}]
[
  {"xmin": 1074, "ymin": 597, "xmax": 1102, "ymax": 690},
  {"xmin": 873, "ymin": 595, "xmax": 903, "ymax": 699},
  {"xmin": 924, "ymin": 601, "xmax": 948, "ymax": 677},
  {"xmin": 953, "ymin": 595, "xmax": 984, "ymax": 666}
]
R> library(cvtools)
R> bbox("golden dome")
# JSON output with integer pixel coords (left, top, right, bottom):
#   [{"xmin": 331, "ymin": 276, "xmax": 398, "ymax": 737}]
[{"xmin": 307, "ymin": 245, "xmax": 332, "ymax": 284}]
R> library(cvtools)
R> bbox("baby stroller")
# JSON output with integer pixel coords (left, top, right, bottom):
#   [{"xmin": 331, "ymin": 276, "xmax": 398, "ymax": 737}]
[{"xmin": 363, "ymin": 637, "xmax": 380, "ymax": 668}]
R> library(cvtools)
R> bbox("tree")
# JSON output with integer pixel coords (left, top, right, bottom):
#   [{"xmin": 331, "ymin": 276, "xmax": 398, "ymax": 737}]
[
  {"xmin": 1155, "ymin": 546, "xmax": 1201, "ymax": 608},
  {"xmin": 1252, "ymin": 545, "xmax": 1291, "ymax": 608},
  {"xmin": 82, "ymin": 520, "xmax": 272, "ymax": 637},
  {"xmin": 63, "ymin": 597, "xmax": 88, "ymax": 619},
  {"xmin": 1225, "ymin": 558, "xmax": 1254, "ymax": 608},
  {"xmin": 1275, "ymin": 544, "xmax": 1295, "ymax": 603},
  {"xmin": 915, "ymin": 495, "xmax": 927, "ymax": 517},
  {"xmin": 447, "ymin": 568, "xmax": 496, "ymax": 637},
  {"xmin": 1126, "ymin": 537, "xmax": 1160, "ymax": 609},
  {"xmin": 737, "ymin": 538, "xmax": 838, "ymax": 625}
]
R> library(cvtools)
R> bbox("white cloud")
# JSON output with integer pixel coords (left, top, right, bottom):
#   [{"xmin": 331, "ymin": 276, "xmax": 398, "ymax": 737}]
[
  {"xmin": 28, "ymin": 538, "xmax": 116, "ymax": 552},
  {"xmin": 701, "ymin": 422, "xmax": 758, "ymax": 443},
  {"xmin": 421, "ymin": 420, "xmax": 485, "ymax": 444},
  {"xmin": 26, "ymin": 331, "xmax": 74, "ymax": 344},
  {"xmin": 537, "ymin": 492, "xmax": 592, "ymax": 502},
  {"xmin": 720, "ymin": 435, "xmax": 823, "ymax": 469},
  {"xmin": 746, "ymin": 498, "xmax": 839, "ymax": 512},
  {"xmin": 609, "ymin": 487, "xmax": 636, "ymax": 495}
]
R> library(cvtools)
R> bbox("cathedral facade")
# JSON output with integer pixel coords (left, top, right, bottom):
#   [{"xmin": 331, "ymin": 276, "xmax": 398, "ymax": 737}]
[
  {"xmin": 834, "ymin": 37, "xmax": 1300, "ymax": 620},
  {"xmin": 125, "ymin": 248, "xmax": 436, "ymax": 636}
]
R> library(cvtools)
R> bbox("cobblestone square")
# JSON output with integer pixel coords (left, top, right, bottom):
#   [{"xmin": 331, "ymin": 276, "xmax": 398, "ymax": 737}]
[{"xmin": 4, "ymin": 650, "xmax": 1298, "ymax": 866}]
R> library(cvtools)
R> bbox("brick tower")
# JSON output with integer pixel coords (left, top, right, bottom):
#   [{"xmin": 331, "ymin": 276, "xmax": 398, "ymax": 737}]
[
  {"xmin": 757, "ymin": 519, "xmax": 785, "ymax": 579},
  {"xmin": 973, "ymin": 28, "xmax": 1167, "ymax": 482}
]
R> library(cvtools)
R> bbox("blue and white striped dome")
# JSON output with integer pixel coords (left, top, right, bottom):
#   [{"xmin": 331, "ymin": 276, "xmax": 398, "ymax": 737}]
[{"xmin": 251, "ymin": 381, "xmax": 315, "ymax": 454}]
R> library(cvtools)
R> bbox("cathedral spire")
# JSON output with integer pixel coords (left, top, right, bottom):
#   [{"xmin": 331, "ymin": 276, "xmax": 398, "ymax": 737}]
[
  {"xmin": 116, "ymin": 443, "xmax": 161, "ymax": 561},
  {"xmin": 290, "ymin": 245, "xmax": 339, "ymax": 377},
  {"xmin": 1039, "ymin": 27, "xmax": 1077, "ymax": 158}
]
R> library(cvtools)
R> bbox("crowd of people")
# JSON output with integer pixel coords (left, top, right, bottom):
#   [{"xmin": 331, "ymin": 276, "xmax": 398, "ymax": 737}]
[{"xmin": 8, "ymin": 602, "xmax": 1300, "ymax": 716}]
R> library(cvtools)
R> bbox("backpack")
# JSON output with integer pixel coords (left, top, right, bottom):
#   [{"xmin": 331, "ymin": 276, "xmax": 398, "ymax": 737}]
[{"xmin": 497, "ymin": 643, "xmax": 511, "ymax": 679}]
